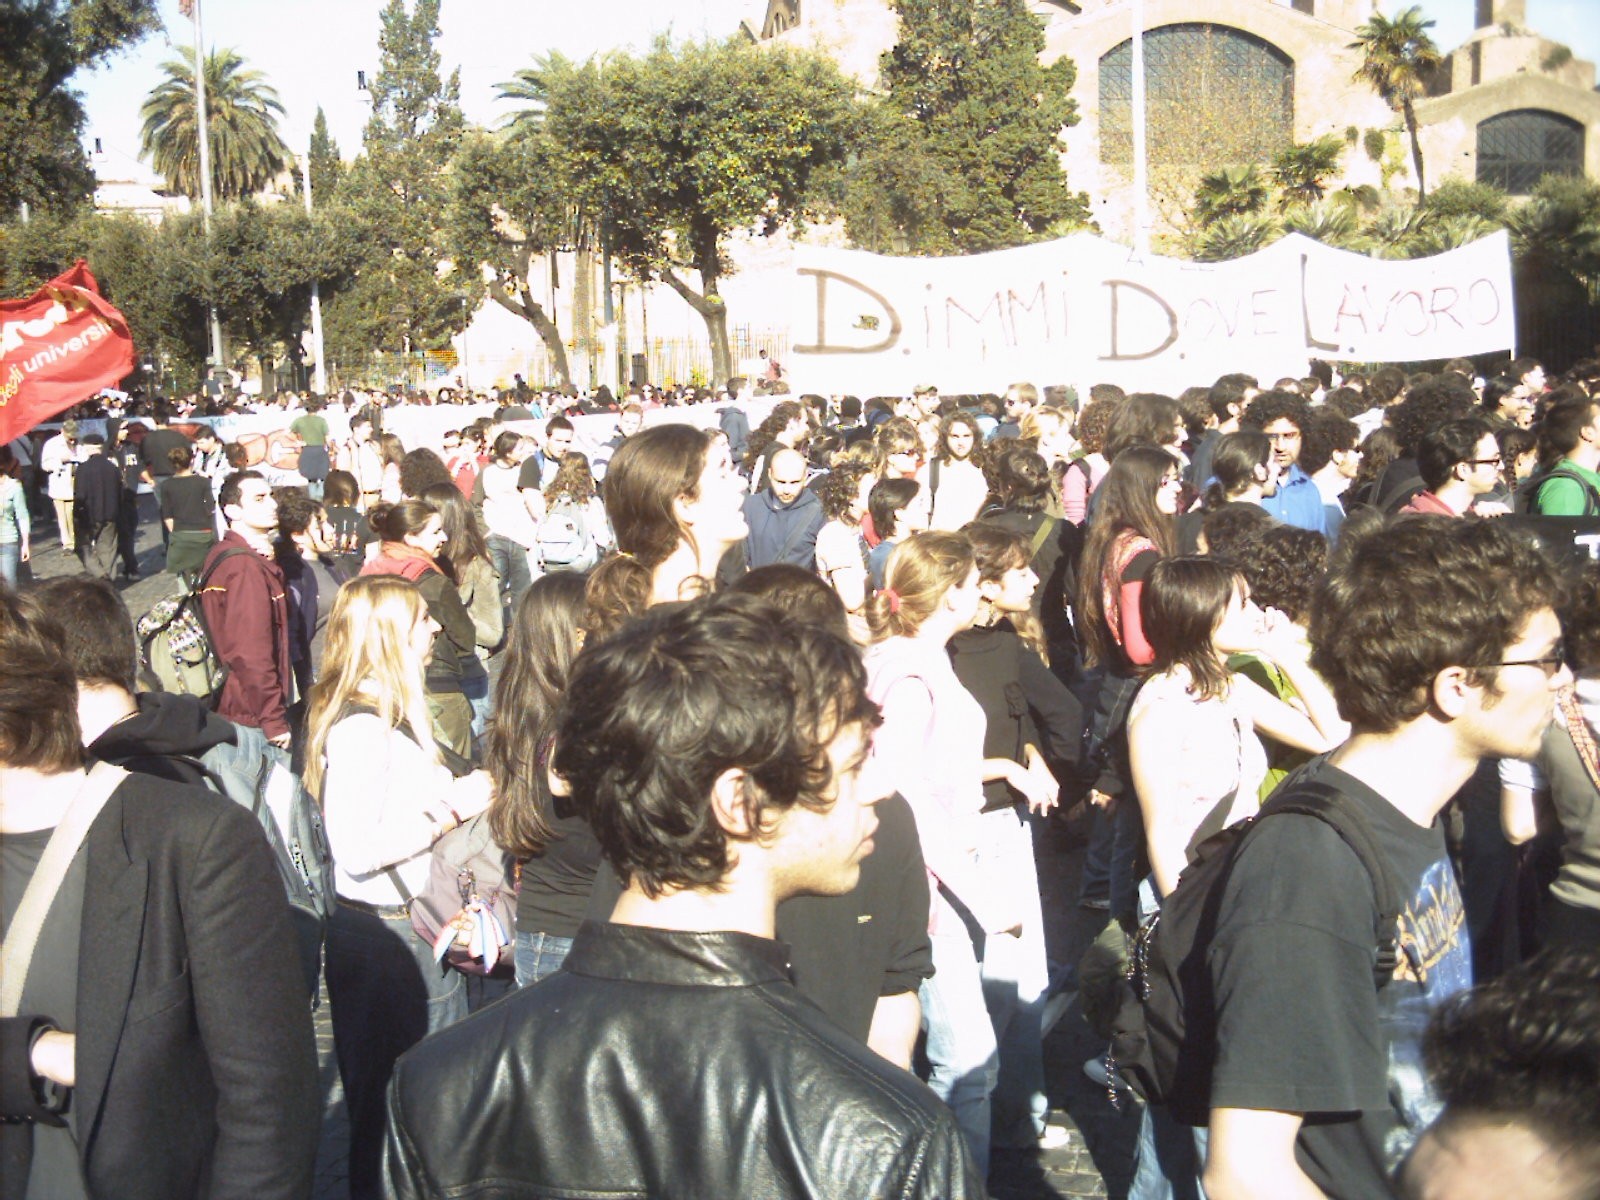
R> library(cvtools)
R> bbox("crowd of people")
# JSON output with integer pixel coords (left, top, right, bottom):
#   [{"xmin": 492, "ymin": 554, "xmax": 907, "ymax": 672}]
[{"xmin": 3, "ymin": 354, "xmax": 1600, "ymax": 1200}]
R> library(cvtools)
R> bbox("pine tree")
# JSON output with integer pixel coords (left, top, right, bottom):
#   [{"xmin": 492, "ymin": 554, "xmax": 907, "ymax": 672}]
[
  {"xmin": 327, "ymin": 0, "xmax": 465, "ymax": 360},
  {"xmin": 303, "ymin": 107, "xmax": 343, "ymax": 202},
  {"xmin": 852, "ymin": 0, "xmax": 1091, "ymax": 254}
]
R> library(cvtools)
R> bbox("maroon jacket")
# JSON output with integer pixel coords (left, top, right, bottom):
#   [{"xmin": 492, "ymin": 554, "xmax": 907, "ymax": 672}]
[{"xmin": 199, "ymin": 530, "xmax": 292, "ymax": 738}]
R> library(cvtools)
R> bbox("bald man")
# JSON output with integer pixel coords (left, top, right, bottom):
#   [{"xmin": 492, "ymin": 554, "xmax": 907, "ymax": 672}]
[{"xmin": 742, "ymin": 446, "xmax": 825, "ymax": 571}]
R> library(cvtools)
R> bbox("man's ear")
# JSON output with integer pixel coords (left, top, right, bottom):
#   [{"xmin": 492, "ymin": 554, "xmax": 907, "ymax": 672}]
[
  {"xmin": 1430, "ymin": 665, "xmax": 1475, "ymax": 720},
  {"xmin": 708, "ymin": 767, "xmax": 755, "ymax": 838}
]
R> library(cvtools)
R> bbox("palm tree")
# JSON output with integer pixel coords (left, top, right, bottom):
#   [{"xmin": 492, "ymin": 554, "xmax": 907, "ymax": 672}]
[
  {"xmin": 1283, "ymin": 198, "xmax": 1362, "ymax": 249},
  {"xmin": 140, "ymin": 46, "xmax": 292, "ymax": 201},
  {"xmin": 1193, "ymin": 165, "xmax": 1270, "ymax": 227},
  {"xmin": 1351, "ymin": 8, "xmax": 1442, "ymax": 198},
  {"xmin": 1271, "ymin": 135, "xmax": 1345, "ymax": 208},
  {"xmin": 1192, "ymin": 212, "xmax": 1281, "ymax": 262}
]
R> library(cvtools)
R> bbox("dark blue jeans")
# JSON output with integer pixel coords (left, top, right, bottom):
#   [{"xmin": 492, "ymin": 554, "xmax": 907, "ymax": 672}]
[
  {"xmin": 325, "ymin": 902, "xmax": 466, "ymax": 1200},
  {"xmin": 514, "ymin": 929, "xmax": 575, "ymax": 987}
]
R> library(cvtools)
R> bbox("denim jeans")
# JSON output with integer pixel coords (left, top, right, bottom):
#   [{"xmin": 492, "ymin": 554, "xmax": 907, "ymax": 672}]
[
  {"xmin": 461, "ymin": 666, "xmax": 492, "ymax": 743},
  {"xmin": 514, "ymin": 929, "xmax": 575, "ymax": 987},
  {"xmin": 325, "ymin": 902, "xmax": 466, "ymax": 1200},
  {"xmin": 0, "ymin": 543, "xmax": 17, "ymax": 588},
  {"xmin": 922, "ymin": 926, "xmax": 998, "ymax": 1181},
  {"xmin": 487, "ymin": 534, "xmax": 533, "ymax": 610}
]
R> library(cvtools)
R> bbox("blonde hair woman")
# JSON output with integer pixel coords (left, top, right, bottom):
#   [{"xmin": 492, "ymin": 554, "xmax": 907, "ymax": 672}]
[
  {"xmin": 305, "ymin": 576, "xmax": 493, "ymax": 1200},
  {"xmin": 862, "ymin": 531, "xmax": 1039, "ymax": 1177}
]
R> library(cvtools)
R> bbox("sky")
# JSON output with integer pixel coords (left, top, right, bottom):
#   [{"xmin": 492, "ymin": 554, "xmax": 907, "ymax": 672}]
[{"xmin": 76, "ymin": 0, "xmax": 1600, "ymax": 186}]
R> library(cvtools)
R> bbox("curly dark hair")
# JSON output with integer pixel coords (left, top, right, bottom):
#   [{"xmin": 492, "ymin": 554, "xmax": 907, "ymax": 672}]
[
  {"xmin": 1385, "ymin": 378, "xmax": 1477, "ymax": 458},
  {"xmin": 551, "ymin": 593, "xmax": 880, "ymax": 897},
  {"xmin": 399, "ymin": 448, "xmax": 453, "ymax": 498},
  {"xmin": 1238, "ymin": 525, "xmax": 1328, "ymax": 625},
  {"xmin": 816, "ymin": 460, "xmax": 873, "ymax": 521},
  {"xmin": 1300, "ymin": 408, "xmax": 1360, "ymax": 476},
  {"xmin": 1198, "ymin": 502, "xmax": 1275, "ymax": 563},
  {"xmin": 1074, "ymin": 397, "xmax": 1117, "ymax": 456},
  {"xmin": 1240, "ymin": 390, "xmax": 1312, "ymax": 439},
  {"xmin": 1309, "ymin": 516, "xmax": 1565, "ymax": 734},
  {"xmin": 1418, "ymin": 946, "xmax": 1600, "ymax": 1187}
]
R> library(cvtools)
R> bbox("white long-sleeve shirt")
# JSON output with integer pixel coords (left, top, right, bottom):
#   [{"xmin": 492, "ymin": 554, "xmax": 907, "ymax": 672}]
[{"xmin": 321, "ymin": 713, "xmax": 491, "ymax": 905}]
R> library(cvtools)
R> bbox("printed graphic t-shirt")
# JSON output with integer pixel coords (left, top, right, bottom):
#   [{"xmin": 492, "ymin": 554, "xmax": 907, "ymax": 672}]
[{"xmin": 1207, "ymin": 758, "xmax": 1471, "ymax": 1200}]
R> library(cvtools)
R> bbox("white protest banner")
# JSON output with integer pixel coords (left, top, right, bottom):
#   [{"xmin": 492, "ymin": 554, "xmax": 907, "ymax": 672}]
[{"xmin": 788, "ymin": 231, "xmax": 1515, "ymax": 396}]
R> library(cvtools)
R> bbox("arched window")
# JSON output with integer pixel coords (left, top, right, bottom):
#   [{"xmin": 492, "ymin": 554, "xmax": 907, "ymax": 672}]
[
  {"xmin": 1477, "ymin": 109, "xmax": 1584, "ymax": 194},
  {"xmin": 1100, "ymin": 24, "xmax": 1294, "ymax": 167}
]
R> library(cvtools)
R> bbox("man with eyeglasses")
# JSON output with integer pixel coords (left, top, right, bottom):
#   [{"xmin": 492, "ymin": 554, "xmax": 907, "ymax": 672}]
[
  {"xmin": 1202, "ymin": 518, "xmax": 1569, "ymax": 1200},
  {"xmin": 1241, "ymin": 391, "xmax": 1328, "ymax": 535},
  {"xmin": 742, "ymin": 446, "xmax": 825, "ymax": 571},
  {"xmin": 1399, "ymin": 418, "xmax": 1507, "ymax": 517},
  {"xmin": 996, "ymin": 383, "xmax": 1037, "ymax": 440},
  {"xmin": 199, "ymin": 471, "xmax": 293, "ymax": 749}
]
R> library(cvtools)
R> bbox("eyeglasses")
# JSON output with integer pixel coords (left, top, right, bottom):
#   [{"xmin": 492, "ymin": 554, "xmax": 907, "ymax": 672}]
[
  {"xmin": 1468, "ymin": 456, "xmax": 1504, "ymax": 467},
  {"xmin": 1495, "ymin": 642, "xmax": 1567, "ymax": 677},
  {"xmin": 1265, "ymin": 431, "xmax": 1302, "ymax": 443},
  {"xmin": 1159, "ymin": 475, "xmax": 1184, "ymax": 488}
]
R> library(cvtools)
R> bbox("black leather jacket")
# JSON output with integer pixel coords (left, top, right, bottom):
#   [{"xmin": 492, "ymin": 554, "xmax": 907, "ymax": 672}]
[{"xmin": 383, "ymin": 921, "xmax": 983, "ymax": 1199}]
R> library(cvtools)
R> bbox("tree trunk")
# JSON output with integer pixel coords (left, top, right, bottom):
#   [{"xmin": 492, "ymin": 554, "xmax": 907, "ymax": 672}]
[
  {"xmin": 1402, "ymin": 98, "xmax": 1427, "ymax": 199},
  {"xmin": 661, "ymin": 267, "xmax": 732, "ymax": 389},
  {"xmin": 487, "ymin": 270, "xmax": 572, "ymax": 387}
]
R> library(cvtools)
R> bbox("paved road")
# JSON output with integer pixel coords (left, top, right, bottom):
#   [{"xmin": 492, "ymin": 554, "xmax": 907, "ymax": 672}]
[{"xmin": 23, "ymin": 507, "xmax": 1138, "ymax": 1200}]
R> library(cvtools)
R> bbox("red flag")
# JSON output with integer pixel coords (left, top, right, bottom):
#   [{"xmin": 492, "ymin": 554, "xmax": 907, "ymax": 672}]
[{"xmin": 0, "ymin": 260, "xmax": 137, "ymax": 444}]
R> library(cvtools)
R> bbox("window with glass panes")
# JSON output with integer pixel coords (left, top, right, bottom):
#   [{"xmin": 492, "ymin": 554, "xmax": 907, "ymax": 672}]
[{"xmin": 1476, "ymin": 109, "xmax": 1584, "ymax": 194}]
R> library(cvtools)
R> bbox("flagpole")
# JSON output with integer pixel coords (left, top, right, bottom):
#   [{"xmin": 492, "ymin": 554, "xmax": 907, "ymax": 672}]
[
  {"xmin": 301, "ymin": 148, "xmax": 328, "ymax": 394},
  {"xmin": 187, "ymin": 0, "xmax": 224, "ymax": 375},
  {"xmin": 1130, "ymin": 0, "xmax": 1150, "ymax": 258}
]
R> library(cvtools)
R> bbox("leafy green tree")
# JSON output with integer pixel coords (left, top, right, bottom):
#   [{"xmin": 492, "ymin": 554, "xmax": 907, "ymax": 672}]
[
  {"xmin": 1421, "ymin": 178, "xmax": 1509, "ymax": 225},
  {"xmin": 330, "ymin": 0, "xmax": 465, "ymax": 359},
  {"xmin": 208, "ymin": 199, "xmax": 365, "ymax": 379},
  {"xmin": 139, "ymin": 46, "xmax": 293, "ymax": 200},
  {"xmin": 0, "ymin": 0, "xmax": 161, "ymax": 214},
  {"xmin": 860, "ymin": 0, "xmax": 1090, "ymax": 254},
  {"xmin": 446, "ymin": 126, "xmax": 577, "ymax": 385},
  {"xmin": 1193, "ymin": 165, "xmax": 1270, "ymax": 227},
  {"xmin": 1270, "ymin": 135, "xmax": 1345, "ymax": 208},
  {"xmin": 1351, "ymin": 7, "xmax": 1442, "ymax": 198},
  {"xmin": 526, "ymin": 38, "xmax": 858, "ymax": 386}
]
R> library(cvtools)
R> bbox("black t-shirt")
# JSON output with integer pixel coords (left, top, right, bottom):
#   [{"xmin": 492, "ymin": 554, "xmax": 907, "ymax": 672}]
[
  {"xmin": 516, "ymin": 457, "xmax": 542, "ymax": 491},
  {"xmin": 158, "ymin": 474, "xmax": 216, "ymax": 531},
  {"xmin": 2, "ymin": 827, "xmax": 90, "ymax": 1200},
  {"xmin": 516, "ymin": 787, "xmax": 605, "ymax": 940},
  {"xmin": 1208, "ymin": 758, "xmax": 1472, "ymax": 1200},
  {"xmin": 583, "ymin": 791, "xmax": 934, "ymax": 1045},
  {"xmin": 325, "ymin": 504, "xmax": 376, "ymax": 574},
  {"xmin": 140, "ymin": 428, "xmax": 192, "ymax": 478}
]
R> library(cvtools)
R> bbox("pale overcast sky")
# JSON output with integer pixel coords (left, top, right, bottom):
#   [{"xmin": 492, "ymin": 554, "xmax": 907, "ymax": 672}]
[{"xmin": 76, "ymin": 0, "xmax": 1600, "ymax": 185}]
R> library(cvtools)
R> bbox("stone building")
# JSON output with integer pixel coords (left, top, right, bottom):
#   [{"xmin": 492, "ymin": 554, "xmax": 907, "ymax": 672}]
[{"xmin": 747, "ymin": 0, "xmax": 1599, "ymax": 240}]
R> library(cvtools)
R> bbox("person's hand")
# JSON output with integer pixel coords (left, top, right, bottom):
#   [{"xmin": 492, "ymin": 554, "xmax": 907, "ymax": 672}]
[
  {"xmin": 1017, "ymin": 746, "xmax": 1060, "ymax": 816},
  {"xmin": 1473, "ymin": 500, "xmax": 1511, "ymax": 518},
  {"xmin": 19, "ymin": 544, "xmax": 29, "ymax": 563},
  {"xmin": 31, "ymin": 1030, "xmax": 75, "ymax": 1088},
  {"xmin": 1259, "ymin": 608, "xmax": 1310, "ymax": 660},
  {"xmin": 267, "ymin": 731, "xmax": 292, "ymax": 750},
  {"xmin": 1088, "ymin": 789, "xmax": 1118, "ymax": 815}
]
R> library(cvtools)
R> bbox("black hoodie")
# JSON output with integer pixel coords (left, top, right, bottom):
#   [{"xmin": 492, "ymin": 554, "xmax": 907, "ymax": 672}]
[{"xmin": 89, "ymin": 690, "xmax": 238, "ymax": 781}]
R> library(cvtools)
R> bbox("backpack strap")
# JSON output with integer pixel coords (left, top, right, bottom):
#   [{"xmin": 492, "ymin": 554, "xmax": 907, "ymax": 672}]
[
  {"xmin": 1028, "ymin": 515, "xmax": 1057, "ymax": 563},
  {"xmin": 189, "ymin": 545, "xmax": 252, "ymax": 705},
  {"xmin": 1537, "ymin": 467, "xmax": 1600, "ymax": 517},
  {"xmin": 1255, "ymin": 780, "xmax": 1403, "ymax": 984}
]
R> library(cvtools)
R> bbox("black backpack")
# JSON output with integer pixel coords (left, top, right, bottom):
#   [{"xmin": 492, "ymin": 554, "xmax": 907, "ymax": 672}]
[
  {"xmin": 1517, "ymin": 465, "xmax": 1600, "ymax": 516},
  {"xmin": 1107, "ymin": 780, "xmax": 1401, "ymax": 1126}
]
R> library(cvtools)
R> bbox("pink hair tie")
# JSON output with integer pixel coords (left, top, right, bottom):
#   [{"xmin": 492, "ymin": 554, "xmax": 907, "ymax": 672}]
[{"xmin": 882, "ymin": 586, "xmax": 901, "ymax": 614}]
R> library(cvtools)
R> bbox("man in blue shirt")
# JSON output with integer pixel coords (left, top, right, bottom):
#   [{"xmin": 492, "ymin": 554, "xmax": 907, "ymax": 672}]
[{"xmin": 1242, "ymin": 391, "xmax": 1327, "ymax": 534}]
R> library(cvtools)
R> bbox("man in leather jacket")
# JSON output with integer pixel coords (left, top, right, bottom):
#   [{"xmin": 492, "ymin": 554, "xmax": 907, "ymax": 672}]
[{"xmin": 383, "ymin": 594, "xmax": 983, "ymax": 1199}]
